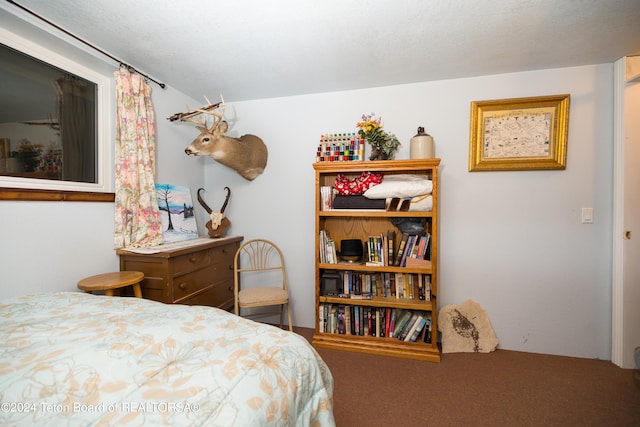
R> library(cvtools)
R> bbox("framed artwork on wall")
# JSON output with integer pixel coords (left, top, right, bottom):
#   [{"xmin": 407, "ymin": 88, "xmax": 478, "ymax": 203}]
[
  {"xmin": 155, "ymin": 184, "xmax": 198, "ymax": 243},
  {"xmin": 468, "ymin": 94, "xmax": 570, "ymax": 171}
]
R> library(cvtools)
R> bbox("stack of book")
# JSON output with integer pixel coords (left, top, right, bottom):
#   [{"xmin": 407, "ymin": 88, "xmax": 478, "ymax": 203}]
[
  {"xmin": 319, "ymin": 230, "xmax": 338, "ymax": 264},
  {"xmin": 318, "ymin": 304, "xmax": 432, "ymax": 343}
]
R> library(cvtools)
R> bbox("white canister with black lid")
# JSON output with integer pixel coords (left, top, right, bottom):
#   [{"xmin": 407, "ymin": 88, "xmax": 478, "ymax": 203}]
[{"xmin": 410, "ymin": 127, "xmax": 434, "ymax": 159}]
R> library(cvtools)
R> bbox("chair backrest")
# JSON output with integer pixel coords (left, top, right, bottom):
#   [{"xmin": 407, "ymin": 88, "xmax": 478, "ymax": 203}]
[{"xmin": 234, "ymin": 239, "xmax": 288, "ymax": 291}]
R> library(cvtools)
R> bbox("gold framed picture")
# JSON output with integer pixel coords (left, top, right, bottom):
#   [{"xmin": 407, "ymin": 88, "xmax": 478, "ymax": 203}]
[{"xmin": 469, "ymin": 94, "xmax": 570, "ymax": 171}]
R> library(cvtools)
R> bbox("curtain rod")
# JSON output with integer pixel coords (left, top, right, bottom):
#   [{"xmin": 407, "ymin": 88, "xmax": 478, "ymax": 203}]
[{"xmin": 5, "ymin": 0, "xmax": 166, "ymax": 89}]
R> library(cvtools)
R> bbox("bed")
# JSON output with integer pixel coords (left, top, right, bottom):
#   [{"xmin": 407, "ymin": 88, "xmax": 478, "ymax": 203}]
[{"xmin": 0, "ymin": 292, "xmax": 335, "ymax": 426}]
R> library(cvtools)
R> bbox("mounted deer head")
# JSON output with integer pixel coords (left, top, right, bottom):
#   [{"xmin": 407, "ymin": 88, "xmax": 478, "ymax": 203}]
[{"xmin": 172, "ymin": 96, "xmax": 268, "ymax": 181}]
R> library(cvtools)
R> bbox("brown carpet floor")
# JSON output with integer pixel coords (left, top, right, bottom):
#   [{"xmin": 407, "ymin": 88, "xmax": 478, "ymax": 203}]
[{"xmin": 293, "ymin": 327, "xmax": 640, "ymax": 427}]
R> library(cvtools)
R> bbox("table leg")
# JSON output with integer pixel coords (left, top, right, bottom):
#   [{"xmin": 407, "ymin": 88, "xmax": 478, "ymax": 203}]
[{"xmin": 132, "ymin": 283, "xmax": 143, "ymax": 298}]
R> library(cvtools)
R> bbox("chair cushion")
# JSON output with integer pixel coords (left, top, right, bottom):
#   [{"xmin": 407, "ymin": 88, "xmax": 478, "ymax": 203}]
[{"xmin": 238, "ymin": 287, "xmax": 288, "ymax": 305}]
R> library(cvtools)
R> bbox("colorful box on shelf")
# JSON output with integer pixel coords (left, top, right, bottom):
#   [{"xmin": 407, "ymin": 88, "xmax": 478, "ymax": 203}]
[{"xmin": 316, "ymin": 133, "xmax": 365, "ymax": 162}]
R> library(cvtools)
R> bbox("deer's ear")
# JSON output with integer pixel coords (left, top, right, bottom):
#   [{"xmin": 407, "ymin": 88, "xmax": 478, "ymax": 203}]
[{"xmin": 218, "ymin": 121, "xmax": 229, "ymax": 133}]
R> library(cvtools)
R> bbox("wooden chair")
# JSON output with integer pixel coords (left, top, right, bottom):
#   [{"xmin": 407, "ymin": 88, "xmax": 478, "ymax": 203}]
[{"xmin": 233, "ymin": 239, "xmax": 293, "ymax": 331}]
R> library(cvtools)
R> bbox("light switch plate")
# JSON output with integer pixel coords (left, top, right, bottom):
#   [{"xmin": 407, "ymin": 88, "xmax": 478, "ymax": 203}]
[{"xmin": 582, "ymin": 207, "xmax": 593, "ymax": 224}]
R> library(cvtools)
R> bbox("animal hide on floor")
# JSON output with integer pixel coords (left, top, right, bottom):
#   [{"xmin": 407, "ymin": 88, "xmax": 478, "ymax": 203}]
[{"xmin": 438, "ymin": 299, "xmax": 499, "ymax": 353}]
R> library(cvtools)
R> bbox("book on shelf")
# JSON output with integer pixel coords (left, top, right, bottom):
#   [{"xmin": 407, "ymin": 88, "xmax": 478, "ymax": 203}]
[
  {"xmin": 397, "ymin": 313, "xmax": 420, "ymax": 341},
  {"xmin": 417, "ymin": 312, "xmax": 432, "ymax": 343},
  {"xmin": 392, "ymin": 310, "xmax": 413, "ymax": 338},
  {"xmin": 398, "ymin": 235, "xmax": 415, "ymax": 267},
  {"xmin": 320, "ymin": 186, "xmax": 333, "ymax": 210},
  {"xmin": 394, "ymin": 273, "xmax": 403, "ymax": 299},
  {"xmin": 387, "ymin": 230, "xmax": 395, "ymax": 266},
  {"xmin": 329, "ymin": 305, "xmax": 338, "ymax": 333},
  {"xmin": 417, "ymin": 233, "xmax": 431, "ymax": 259},
  {"xmin": 404, "ymin": 315, "xmax": 427, "ymax": 342},
  {"xmin": 386, "ymin": 273, "xmax": 394, "ymax": 297},
  {"xmin": 353, "ymin": 306, "xmax": 359, "ymax": 335},
  {"xmin": 424, "ymin": 275, "xmax": 431, "ymax": 301},
  {"xmin": 385, "ymin": 307, "xmax": 392, "ymax": 337},
  {"xmin": 337, "ymin": 305, "xmax": 346, "ymax": 334},
  {"xmin": 345, "ymin": 305, "xmax": 351, "ymax": 335},
  {"xmin": 319, "ymin": 229, "xmax": 338, "ymax": 264},
  {"xmin": 409, "ymin": 236, "xmax": 421, "ymax": 259},
  {"xmin": 388, "ymin": 308, "xmax": 401, "ymax": 337},
  {"xmin": 349, "ymin": 293, "xmax": 373, "ymax": 300},
  {"xmin": 394, "ymin": 233, "xmax": 409, "ymax": 266}
]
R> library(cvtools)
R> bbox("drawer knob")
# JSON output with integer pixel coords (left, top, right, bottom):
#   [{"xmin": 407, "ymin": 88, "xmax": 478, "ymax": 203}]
[
  {"xmin": 222, "ymin": 248, "xmax": 228, "ymax": 253},
  {"xmin": 189, "ymin": 257, "xmax": 197, "ymax": 263},
  {"xmin": 178, "ymin": 282, "xmax": 187, "ymax": 290},
  {"xmin": 228, "ymin": 264, "xmax": 233, "ymax": 270}
]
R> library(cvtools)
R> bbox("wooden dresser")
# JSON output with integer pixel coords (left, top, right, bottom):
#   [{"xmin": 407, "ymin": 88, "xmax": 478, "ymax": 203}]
[{"xmin": 116, "ymin": 236, "xmax": 242, "ymax": 309}]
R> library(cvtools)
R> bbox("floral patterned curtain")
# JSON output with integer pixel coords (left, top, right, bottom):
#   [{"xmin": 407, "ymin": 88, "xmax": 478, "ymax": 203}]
[{"xmin": 113, "ymin": 67, "xmax": 163, "ymax": 248}]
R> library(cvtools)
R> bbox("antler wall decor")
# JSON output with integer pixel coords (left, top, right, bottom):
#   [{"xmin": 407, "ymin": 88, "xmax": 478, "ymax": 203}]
[{"xmin": 197, "ymin": 187, "xmax": 231, "ymax": 238}]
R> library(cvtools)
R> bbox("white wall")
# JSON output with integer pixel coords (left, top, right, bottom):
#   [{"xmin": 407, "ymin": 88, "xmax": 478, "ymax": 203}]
[{"xmin": 211, "ymin": 64, "xmax": 613, "ymax": 360}]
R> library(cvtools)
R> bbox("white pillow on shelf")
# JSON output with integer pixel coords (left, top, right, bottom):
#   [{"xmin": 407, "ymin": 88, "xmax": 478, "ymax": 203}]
[{"xmin": 363, "ymin": 174, "xmax": 433, "ymax": 199}]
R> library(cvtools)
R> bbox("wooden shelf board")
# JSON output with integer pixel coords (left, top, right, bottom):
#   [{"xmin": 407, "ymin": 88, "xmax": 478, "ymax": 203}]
[
  {"xmin": 314, "ymin": 158, "xmax": 441, "ymax": 173},
  {"xmin": 319, "ymin": 262, "xmax": 432, "ymax": 274},
  {"xmin": 320, "ymin": 295, "xmax": 434, "ymax": 311},
  {"xmin": 312, "ymin": 333, "xmax": 440, "ymax": 362},
  {"xmin": 319, "ymin": 209, "xmax": 432, "ymax": 218}
]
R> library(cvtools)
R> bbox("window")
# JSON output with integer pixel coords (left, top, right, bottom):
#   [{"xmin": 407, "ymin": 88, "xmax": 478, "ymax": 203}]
[{"xmin": 0, "ymin": 26, "xmax": 113, "ymax": 200}]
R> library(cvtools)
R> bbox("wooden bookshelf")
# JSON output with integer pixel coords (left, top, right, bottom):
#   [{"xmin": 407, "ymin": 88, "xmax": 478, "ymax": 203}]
[{"xmin": 312, "ymin": 159, "xmax": 441, "ymax": 361}]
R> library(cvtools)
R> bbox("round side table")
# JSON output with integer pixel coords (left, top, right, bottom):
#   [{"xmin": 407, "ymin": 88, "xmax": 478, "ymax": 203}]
[{"xmin": 77, "ymin": 271, "xmax": 144, "ymax": 298}]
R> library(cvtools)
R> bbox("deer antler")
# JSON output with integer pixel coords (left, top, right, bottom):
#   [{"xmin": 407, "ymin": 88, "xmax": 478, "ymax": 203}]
[
  {"xmin": 200, "ymin": 95, "xmax": 225, "ymax": 132},
  {"xmin": 167, "ymin": 94, "xmax": 225, "ymax": 129}
]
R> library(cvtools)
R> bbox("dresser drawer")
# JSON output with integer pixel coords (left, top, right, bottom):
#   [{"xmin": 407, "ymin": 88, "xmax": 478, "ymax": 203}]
[
  {"xmin": 211, "ymin": 245, "xmax": 235, "ymax": 268},
  {"xmin": 173, "ymin": 250, "xmax": 211, "ymax": 275},
  {"xmin": 172, "ymin": 266, "xmax": 217, "ymax": 301},
  {"xmin": 179, "ymin": 280, "xmax": 234, "ymax": 309}
]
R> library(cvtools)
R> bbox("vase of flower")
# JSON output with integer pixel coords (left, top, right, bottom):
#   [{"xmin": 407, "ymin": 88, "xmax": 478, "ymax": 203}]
[
  {"xmin": 369, "ymin": 144, "xmax": 389, "ymax": 161},
  {"xmin": 356, "ymin": 113, "xmax": 401, "ymax": 160},
  {"xmin": 16, "ymin": 139, "xmax": 43, "ymax": 172},
  {"xmin": 18, "ymin": 153, "xmax": 41, "ymax": 172}
]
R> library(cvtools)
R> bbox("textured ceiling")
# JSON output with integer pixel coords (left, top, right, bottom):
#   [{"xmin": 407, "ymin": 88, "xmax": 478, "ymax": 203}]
[{"xmin": 5, "ymin": 0, "xmax": 640, "ymax": 102}]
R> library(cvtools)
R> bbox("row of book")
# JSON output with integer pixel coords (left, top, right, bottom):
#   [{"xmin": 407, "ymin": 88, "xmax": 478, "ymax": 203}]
[
  {"xmin": 328, "ymin": 271, "xmax": 431, "ymax": 301},
  {"xmin": 319, "ymin": 229, "xmax": 432, "ymax": 267},
  {"xmin": 364, "ymin": 232, "xmax": 393, "ymax": 266},
  {"xmin": 319, "ymin": 304, "xmax": 433, "ymax": 343},
  {"xmin": 392, "ymin": 232, "xmax": 431, "ymax": 267}
]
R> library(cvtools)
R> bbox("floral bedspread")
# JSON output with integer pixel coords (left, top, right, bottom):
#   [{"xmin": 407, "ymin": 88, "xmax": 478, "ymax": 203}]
[{"xmin": 0, "ymin": 292, "xmax": 334, "ymax": 426}]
